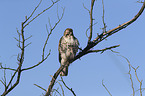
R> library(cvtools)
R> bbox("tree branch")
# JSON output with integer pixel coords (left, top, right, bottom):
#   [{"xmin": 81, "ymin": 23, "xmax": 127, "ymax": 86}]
[
  {"xmin": 87, "ymin": 44, "xmax": 120, "ymax": 54},
  {"xmin": 24, "ymin": 0, "xmax": 60, "ymax": 28},
  {"xmin": 102, "ymin": 80, "xmax": 112, "ymax": 96},
  {"xmin": 21, "ymin": 7, "xmax": 64, "ymax": 72},
  {"xmin": 45, "ymin": 65, "xmax": 65, "ymax": 96},
  {"xmin": 21, "ymin": 50, "xmax": 51, "ymax": 71},
  {"xmin": 102, "ymin": 0, "xmax": 107, "ymax": 33},
  {"xmin": 133, "ymin": 66, "xmax": 143, "ymax": 96},
  {"xmin": 1, "ymin": 19, "xmax": 25, "ymax": 96},
  {"xmin": 119, "ymin": 55, "xmax": 135, "ymax": 96},
  {"xmin": 23, "ymin": 0, "xmax": 42, "ymax": 24},
  {"xmin": 0, "ymin": 67, "xmax": 16, "ymax": 71},
  {"xmin": 60, "ymin": 77, "xmax": 76, "ymax": 96},
  {"xmin": 42, "ymin": 7, "xmax": 65, "ymax": 60},
  {"xmin": 34, "ymin": 84, "xmax": 47, "ymax": 92},
  {"xmin": 88, "ymin": 0, "xmax": 95, "ymax": 43},
  {"xmin": 120, "ymin": 55, "xmax": 144, "ymax": 96}
]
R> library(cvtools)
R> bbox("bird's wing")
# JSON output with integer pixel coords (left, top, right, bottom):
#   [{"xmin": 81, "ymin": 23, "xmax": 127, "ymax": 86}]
[{"xmin": 58, "ymin": 36, "xmax": 63, "ymax": 63}]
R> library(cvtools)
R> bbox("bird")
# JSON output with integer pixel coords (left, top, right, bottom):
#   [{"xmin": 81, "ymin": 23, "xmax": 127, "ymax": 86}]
[{"xmin": 58, "ymin": 28, "xmax": 79, "ymax": 76}]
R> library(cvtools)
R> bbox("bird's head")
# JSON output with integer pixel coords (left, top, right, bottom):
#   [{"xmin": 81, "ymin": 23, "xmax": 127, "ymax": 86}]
[{"xmin": 64, "ymin": 28, "xmax": 74, "ymax": 37}]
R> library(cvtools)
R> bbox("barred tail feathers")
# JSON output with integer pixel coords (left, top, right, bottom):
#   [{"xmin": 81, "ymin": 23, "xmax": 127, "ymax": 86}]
[
  {"xmin": 60, "ymin": 66, "xmax": 68, "ymax": 76},
  {"xmin": 60, "ymin": 61, "xmax": 69, "ymax": 76}
]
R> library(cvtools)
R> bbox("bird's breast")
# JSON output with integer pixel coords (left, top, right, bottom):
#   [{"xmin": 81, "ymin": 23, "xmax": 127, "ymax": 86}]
[{"xmin": 64, "ymin": 36, "xmax": 75, "ymax": 45}]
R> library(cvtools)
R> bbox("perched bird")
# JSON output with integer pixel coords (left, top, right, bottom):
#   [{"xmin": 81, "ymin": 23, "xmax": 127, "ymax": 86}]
[{"xmin": 58, "ymin": 28, "xmax": 79, "ymax": 76}]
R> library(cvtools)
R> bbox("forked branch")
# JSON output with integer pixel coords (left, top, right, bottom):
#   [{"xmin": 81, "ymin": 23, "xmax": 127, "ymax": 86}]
[
  {"xmin": 60, "ymin": 77, "xmax": 76, "ymax": 96},
  {"xmin": 0, "ymin": 0, "xmax": 60, "ymax": 95},
  {"xmin": 93, "ymin": 0, "xmax": 145, "ymax": 43},
  {"xmin": 24, "ymin": 0, "xmax": 60, "ymax": 28},
  {"xmin": 21, "ymin": 7, "xmax": 65, "ymax": 71},
  {"xmin": 120, "ymin": 55, "xmax": 143, "ymax": 96}
]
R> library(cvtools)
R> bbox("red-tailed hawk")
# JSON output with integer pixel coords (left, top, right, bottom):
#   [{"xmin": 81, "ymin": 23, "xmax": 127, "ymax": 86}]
[{"xmin": 58, "ymin": 28, "xmax": 79, "ymax": 76}]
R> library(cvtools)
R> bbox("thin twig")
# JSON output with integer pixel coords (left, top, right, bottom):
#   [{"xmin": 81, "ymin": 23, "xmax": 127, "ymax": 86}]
[
  {"xmin": 51, "ymin": 89, "xmax": 62, "ymax": 96},
  {"xmin": 60, "ymin": 77, "xmax": 76, "ymax": 96},
  {"xmin": 119, "ymin": 55, "xmax": 135, "ymax": 96},
  {"xmin": 23, "ymin": 0, "xmax": 43, "ymax": 24},
  {"xmin": 102, "ymin": 0, "xmax": 107, "ymax": 33},
  {"xmin": 25, "ymin": 35, "xmax": 32, "ymax": 41},
  {"xmin": 88, "ymin": 0, "xmax": 95, "ymax": 43},
  {"xmin": 42, "ymin": 7, "xmax": 64, "ymax": 60},
  {"xmin": 87, "ymin": 44, "xmax": 120, "ymax": 54},
  {"xmin": 21, "ymin": 50, "xmax": 51, "ymax": 71},
  {"xmin": 134, "ymin": 67, "xmax": 143, "ymax": 96},
  {"xmin": 50, "ymin": 75, "xmax": 64, "ymax": 96},
  {"xmin": 0, "ymin": 69, "xmax": 7, "ymax": 90},
  {"xmin": 24, "ymin": 0, "xmax": 60, "ymax": 28},
  {"xmin": 119, "ymin": 55, "xmax": 144, "ymax": 96},
  {"xmin": 129, "ymin": 64, "xmax": 135, "ymax": 96},
  {"xmin": 0, "ymin": 67, "xmax": 16, "ymax": 71},
  {"xmin": 83, "ymin": 3, "xmax": 90, "ymax": 13},
  {"xmin": 102, "ymin": 80, "xmax": 112, "ymax": 96},
  {"xmin": 34, "ymin": 84, "xmax": 47, "ymax": 92},
  {"xmin": 85, "ymin": 22, "xmax": 97, "ymax": 38}
]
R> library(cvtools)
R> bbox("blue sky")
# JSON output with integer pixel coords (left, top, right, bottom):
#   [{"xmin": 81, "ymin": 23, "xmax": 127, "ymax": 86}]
[{"xmin": 0, "ymin": 0, "xmax": 145, "ymax": 96}]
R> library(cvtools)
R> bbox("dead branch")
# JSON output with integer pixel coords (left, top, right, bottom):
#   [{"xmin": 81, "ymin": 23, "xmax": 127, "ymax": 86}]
[
  {"xmin": 60, "ymin": 77, "xmax": 76, "ymax": 96},
  {"xmin": 45, "ymin": 65, "xmax": 65, "ymax": 96},
  {"xmin": 42, "ymin": 7, "xmax": 65, "ymax": 60},
  {"xmin": 23, "ymin": 0, "xmax": 60, "ymax": 28},
  {"xmin": 0, "ymin": 0, "xmax": 60, "ymax": 95},
  {"xmin": 133, "ymin": 66, "xmax": 143, "ymax": 96},
  {"xmin": 21, "ymin": 7, "xmax": 64, "ymax": 71},
  {"xmin": 1, "ymin": 18, "xmax": 25, "ymax": 96},
  {"xmin": 34, "ymin": 84, "xmax": 47, "ymax": 92},
  {"xmin": 0, "ymin": 66, "xmax": 16, "ymax": 71},
  {"xmin": 88, "ymin": 0, "xmax": 95, "ymax": 43},
  {"xmin": 21, "ymin": 50, "xmax": 50, "ymax": 71},
  {"xmin": 87, "ymin": 44, "xmax": 120, "ymax": 54},
  {"xmin": 102, "ymin": 80, "xmax": 112, "ymax": 96},
  {"xmin": 119, "ymin": 55, "xmax": 143, "ymax": 96},
  {"xmin": 102, "ymin": 0, "xmax": 107, "ymax": 33},
  {"xmin": 128, "ymin": 62, "xmax": 135, "ymax": 96},
  {"xmin": 119, "ymin": 55, "xmax": 135, "ymax": 96}
]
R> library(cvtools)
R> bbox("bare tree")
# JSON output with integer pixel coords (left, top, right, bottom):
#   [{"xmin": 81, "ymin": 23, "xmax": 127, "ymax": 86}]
[
  {"xmin": 45, "ymin": 0, "xmax": 145, "ymax": 96},
  {"xmin": 0, "ymin": 0, "xmax": 64, "ymax": 96},
  {"xmin": 0, "ymin": 0, "xmax": 145, "ymax": 96}
]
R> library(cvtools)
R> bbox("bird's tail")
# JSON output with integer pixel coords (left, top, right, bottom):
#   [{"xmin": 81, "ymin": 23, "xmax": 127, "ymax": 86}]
[{"xmin": 60, "ymin": 63, "xmax": 69, "ymax": 76}]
